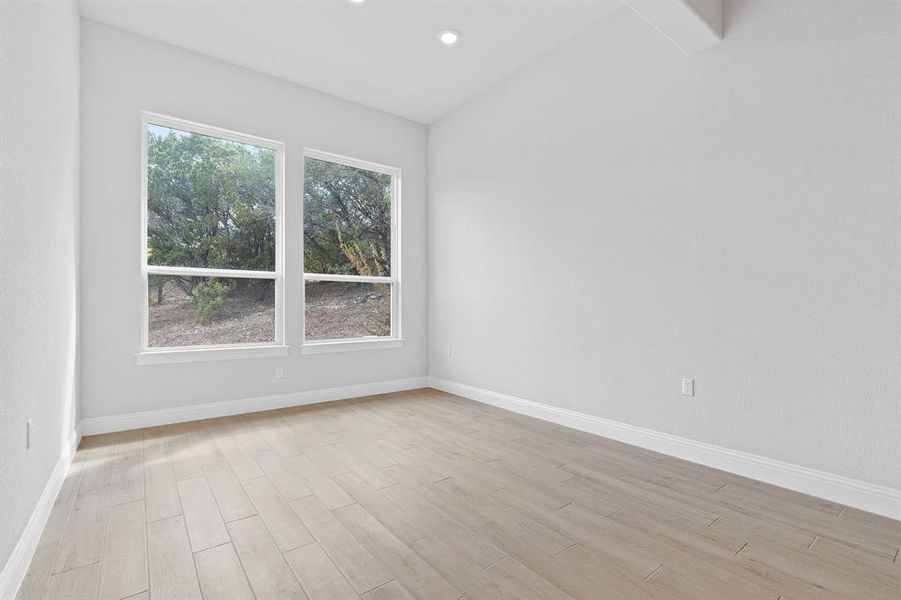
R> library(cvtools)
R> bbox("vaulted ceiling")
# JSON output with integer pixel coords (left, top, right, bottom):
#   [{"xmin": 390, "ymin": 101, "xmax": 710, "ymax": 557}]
[{"xmin": 79, "ymin": 0, "xmax": 623, "ymax": 123}]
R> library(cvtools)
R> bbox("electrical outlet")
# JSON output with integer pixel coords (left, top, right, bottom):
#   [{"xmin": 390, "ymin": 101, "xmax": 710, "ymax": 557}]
[
  {"xmin": 26, "ymin": 420, "xmax": 33, "ymax": 449},
  {"xmin": 275, "ymin": 367, "xmax": 284, "ymax": 379},
  {"xmin": 681, "ymin": 378, "xmax": 694, "ymax": 396},
  {"xmin": 445, "ymin": 346, "xmax": 452, "ymax": 357}
]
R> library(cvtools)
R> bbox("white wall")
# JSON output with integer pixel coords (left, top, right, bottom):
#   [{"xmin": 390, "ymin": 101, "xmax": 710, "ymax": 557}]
[
  {"xmin": 80, "ymin": 21, "xmax": 428, "ymax": 420},
  {"xmin": 428, "ymin": 0, "xmax": 901, "ymax": 489},
  {"xmin": 0, "ymin": 0, "xmax": 80, "ymax": 575}
]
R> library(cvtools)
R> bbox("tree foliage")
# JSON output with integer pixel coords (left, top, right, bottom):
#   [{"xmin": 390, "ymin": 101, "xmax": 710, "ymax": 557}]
[
  {"xmin": 303, "ymin": 157, "xmax": 391, "ymax": 276},
  {"xmin": 147, "ymin": 126, "xmax": 276, "ymax": 275}
]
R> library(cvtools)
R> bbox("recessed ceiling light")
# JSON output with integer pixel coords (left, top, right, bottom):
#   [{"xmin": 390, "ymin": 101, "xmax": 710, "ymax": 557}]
[
  {"xmin": 350, "ymin": 0, "xmax": 365, "ymax": 4},
  {"xmin": 438, "ymin": 29, "xmax": 460, "ymax": 46}
]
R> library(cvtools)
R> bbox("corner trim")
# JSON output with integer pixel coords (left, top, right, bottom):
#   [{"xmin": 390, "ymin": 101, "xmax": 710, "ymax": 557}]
[
  {"xmin": 80, "ymin": 377, "xmax": 428, "ymax": 436},
  {"xmin": 428, "ymin": 377, "xmax": 901, "ymax": 521},
  {"xmin": 0, "ymin": 427, "xmax": 80, "ymax": 600}
]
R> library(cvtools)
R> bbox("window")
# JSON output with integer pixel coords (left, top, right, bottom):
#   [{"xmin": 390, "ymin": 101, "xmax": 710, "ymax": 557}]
[
  {"xmin": 302, "ymin": 150, "xmax": 400, "ymax": 348},
  {"xmin": 140, "ymin": 113, "xmax": 285, "ymax": 361}
]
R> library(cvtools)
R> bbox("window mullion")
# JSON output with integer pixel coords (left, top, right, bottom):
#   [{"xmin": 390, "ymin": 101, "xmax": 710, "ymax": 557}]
[
  {"xmin": 303, "ymin": 273, "xmax": 393, "ymax": 284},
  {"xmin": 146, "ymin": 265, "xmax": 277, "ymax": 279}
]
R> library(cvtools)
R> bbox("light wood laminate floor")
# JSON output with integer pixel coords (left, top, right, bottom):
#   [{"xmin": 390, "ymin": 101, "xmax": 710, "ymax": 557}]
[{"xmin": 17, "ymin": 389, "xmax": 900, "ymax": 599}]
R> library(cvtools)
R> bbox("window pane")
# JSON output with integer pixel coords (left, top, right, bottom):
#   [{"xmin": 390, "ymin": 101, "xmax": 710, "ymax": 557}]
[
  {"xmin": 303, "ymin": 157, "xmax": 392, "ymax": 276},
  {"xmin": 147, "ymin": 123, "xmax": 276, "ymax": 270},
  {"xmin": 148, "ymin": 275, "xmax": 274, "ymax": 347},
  {"xmin": 304, "ymin": 281, "xmax": 390, "ymax": 340}
]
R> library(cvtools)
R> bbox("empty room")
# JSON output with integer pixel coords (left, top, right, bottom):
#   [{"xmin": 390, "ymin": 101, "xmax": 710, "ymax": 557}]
[{"xmin": 1, "ymin": 0, "xmax": 899, "ymax": 598}]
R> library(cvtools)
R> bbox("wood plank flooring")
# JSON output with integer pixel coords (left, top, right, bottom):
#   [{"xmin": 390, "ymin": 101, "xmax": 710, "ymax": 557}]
[{"xmin": 16, "ymin": 388, "xmax": 901, "ymax": 599}]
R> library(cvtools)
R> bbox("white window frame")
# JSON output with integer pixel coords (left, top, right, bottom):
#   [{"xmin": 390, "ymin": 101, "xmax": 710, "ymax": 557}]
[
  {"xmin": 137, "ymin": 112, "xmax": 287, "ymax": 365},
  {"xmin": 300, "ymin": 148, "xmax": 402, "ymax": 354}
]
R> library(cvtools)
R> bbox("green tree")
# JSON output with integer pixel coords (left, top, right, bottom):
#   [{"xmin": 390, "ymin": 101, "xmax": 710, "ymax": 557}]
[
  {"xmin": 303, "ymin": 157, "xmax": 391, "ymax": 276},
  {"xmin": 147, "ymin": 126, "xmax": 276, "ymax": 305},
  {"xmin": 191, "ymin": 278, "xmax": 230, "ymax": 325}
]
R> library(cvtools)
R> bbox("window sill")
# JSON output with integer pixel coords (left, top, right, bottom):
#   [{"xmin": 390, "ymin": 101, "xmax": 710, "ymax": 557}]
[
  {"xmin": 136, "ymin": 344, "xmax": 289, "ymax": 365},
  {"xmin": 300, "ymin": 338, "xmax": 405, "ymax": 355}
]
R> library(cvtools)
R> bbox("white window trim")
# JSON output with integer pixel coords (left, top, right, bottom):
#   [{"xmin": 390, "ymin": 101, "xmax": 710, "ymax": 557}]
[
  {"xmin": 301, "ymin": 148, "xmax": 402, "ymax": 349},
  {"xmin": 137, "ymin": 344, "xmax": 290, "ymax": 366},
  {"xmin": 300, "ymin": 338, "xmax": 405, "ymax": 355},
  {"xmin": 137, "ymin": 112, "xmax": 286, "ymax": 364}
]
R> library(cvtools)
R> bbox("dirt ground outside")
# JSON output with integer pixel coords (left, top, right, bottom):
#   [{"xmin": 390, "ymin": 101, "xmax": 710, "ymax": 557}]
[
  {"xmin": 148, "ymin": 279, "xmax": 390, "ymax": 347},
  {"xmin": 148, "ymin": 280, "xmax": 274, "ymax": 347},
  {"xmin": 304, "ymin": 281, "xmax": 390, "ymax": 340}
]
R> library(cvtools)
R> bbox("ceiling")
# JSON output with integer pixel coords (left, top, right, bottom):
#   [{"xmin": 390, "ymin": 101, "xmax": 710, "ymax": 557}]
[{"xmin": 78, "ymin": 0, "xmax": 622, "ymax": 124}]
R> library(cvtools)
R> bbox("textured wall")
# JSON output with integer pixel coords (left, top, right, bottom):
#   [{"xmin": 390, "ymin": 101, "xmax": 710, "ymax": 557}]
[
  {"xmin": 428, "ymin": 0, "xmax": 901, "ymax": 488},
  {"xmin": 80, "ymin": 21, "xmax": 428, "ymax": 420},
  {"xmin": 0, "ymin": 0, "xmax": 80, "ymax": 572}
]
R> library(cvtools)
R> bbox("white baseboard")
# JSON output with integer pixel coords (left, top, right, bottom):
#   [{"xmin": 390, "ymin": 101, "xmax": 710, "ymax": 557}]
[
  {"xmin": 428, "ymin": 377, "xmax": 901, "ymax": 521},
  {"xmin": 80, "ymin": 376, "xmax": 429, "ymax": 436},
  {"xmin": 0, "ymin": 427, "xmax": 80, "ymax": 600}
]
